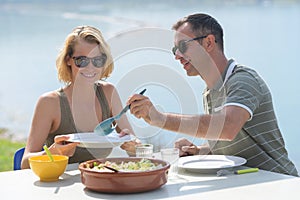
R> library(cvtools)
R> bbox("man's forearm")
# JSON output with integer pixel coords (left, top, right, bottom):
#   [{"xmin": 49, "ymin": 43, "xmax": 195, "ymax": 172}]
[
  {"xmin": 151, "ymin": 112, "xmax": 203, "ymax": 137},
  {"xmin": 151, "ymin": 111, "xmax": 230, "ymax": 140}
]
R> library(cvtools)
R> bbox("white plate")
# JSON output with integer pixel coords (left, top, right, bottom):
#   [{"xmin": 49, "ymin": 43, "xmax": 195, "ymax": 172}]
[
  {"xmin": 67, "ymin": 131, "xmax": 134, "ymax": 148},
  {"xmin": 178, "ymin": 155, "xmax": 247, "ymax": 174}
]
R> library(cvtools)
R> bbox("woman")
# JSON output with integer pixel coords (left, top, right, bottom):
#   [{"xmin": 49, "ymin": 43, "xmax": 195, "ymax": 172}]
[{"xmin": 21, "ymin": 25, "xmax": 135, "ymax": 169}]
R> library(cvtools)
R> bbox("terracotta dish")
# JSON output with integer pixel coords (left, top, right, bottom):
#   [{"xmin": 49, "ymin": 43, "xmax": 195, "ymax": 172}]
[{"xmin": 79, "ymin": 157, "xmax": 170, "ymax": 193}]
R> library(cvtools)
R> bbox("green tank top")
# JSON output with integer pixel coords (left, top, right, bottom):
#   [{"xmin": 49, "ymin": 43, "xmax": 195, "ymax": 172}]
[{"xmin": 45, "ymin": 82, "xmax": 112, "ymax": 163}]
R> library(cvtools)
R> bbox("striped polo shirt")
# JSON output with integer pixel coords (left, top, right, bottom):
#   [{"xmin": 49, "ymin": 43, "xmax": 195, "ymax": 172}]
[{"xmin": 204, "ymin": 59, "xmax": 298, "ymax": 176}]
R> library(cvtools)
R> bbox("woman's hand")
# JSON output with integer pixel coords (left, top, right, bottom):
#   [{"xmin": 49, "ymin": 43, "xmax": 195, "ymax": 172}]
[
  {"xmin": 119, "ymin": 129, "xmax": 141, "ymax": 157},
  {"xmin": 120, "ymin": 140, "xmax": 141, "ymax": 157},
  {"xmin": 48, "ymin": 135, "xmax": 79, "ymax": 157},
  {"xmin": 174, "ymin": 138, "xmax": 200, "ymax": 156},
  {"xmin": 118, "ymin": 128, "xmax": 131, "ymax": 137}
]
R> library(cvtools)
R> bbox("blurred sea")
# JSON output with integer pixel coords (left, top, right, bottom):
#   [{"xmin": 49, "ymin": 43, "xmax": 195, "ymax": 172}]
[{"xmin": 0, "ymin": 0, "xmax": 300, "ymax": 170}]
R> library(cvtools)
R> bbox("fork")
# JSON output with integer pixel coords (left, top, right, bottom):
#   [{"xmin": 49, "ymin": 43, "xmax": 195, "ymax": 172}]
[{"xmin": 217, "ymin": 168, "xmax": 259, "ymax": 176}]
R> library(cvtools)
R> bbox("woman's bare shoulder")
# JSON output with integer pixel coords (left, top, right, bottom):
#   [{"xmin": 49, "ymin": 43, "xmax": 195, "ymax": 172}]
[
  {"xmin": 97, "ymin": 81, "xmax": 115, "ymax": 89},
  {"xmin": 36, "ymin": 90, "xmax": 60, "ymax": 107},
  {"xmin": 97, "ymin": 81, "xmax": 117, "ymax": 95}
]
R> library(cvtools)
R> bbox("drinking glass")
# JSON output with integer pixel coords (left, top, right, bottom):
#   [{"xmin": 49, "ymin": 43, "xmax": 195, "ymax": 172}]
[
  {"xmin": 161, "ymin": 148, "xmax": 179, "ymax": 176},
  {"xmin": 135, "ymin": 144, "xmax": 153, "ymax": 158}
]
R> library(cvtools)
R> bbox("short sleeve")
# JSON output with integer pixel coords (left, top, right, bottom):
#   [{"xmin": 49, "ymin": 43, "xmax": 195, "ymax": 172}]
[{"xmin": 224, "ymin": 70, "xmax": 263, "ymax": 120}]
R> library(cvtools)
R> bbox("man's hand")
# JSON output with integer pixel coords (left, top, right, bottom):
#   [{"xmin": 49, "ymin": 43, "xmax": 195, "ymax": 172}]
[
  {"xmin": 127, "ymin": 94, "xmax": 158, "ymax": 124},
  {"xmin": 175, "ymin": 138, "xmax": 200, "ymax": 156}
]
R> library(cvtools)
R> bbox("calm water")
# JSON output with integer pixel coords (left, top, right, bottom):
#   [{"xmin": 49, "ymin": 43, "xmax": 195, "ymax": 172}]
[{"xmin": 1, "ymin": 0, "xmax": 300, "ymax": 170}]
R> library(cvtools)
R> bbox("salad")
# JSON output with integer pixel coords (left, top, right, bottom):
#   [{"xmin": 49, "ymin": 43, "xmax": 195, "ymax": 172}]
[{"xmin": 86, "ymin": 158, "xmax": 163, "ymax": 172}]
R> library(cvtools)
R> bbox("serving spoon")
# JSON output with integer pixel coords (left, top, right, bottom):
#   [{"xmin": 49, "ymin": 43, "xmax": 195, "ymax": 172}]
[{"xmin": 94, "ymin": 88, "xmax": 146, "ymax": 136}]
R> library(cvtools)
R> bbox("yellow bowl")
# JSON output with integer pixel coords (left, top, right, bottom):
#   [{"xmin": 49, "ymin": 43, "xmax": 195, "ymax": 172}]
[{"xmin": 29, "ymin": 155, "xmax": 68, "ymax": 182}]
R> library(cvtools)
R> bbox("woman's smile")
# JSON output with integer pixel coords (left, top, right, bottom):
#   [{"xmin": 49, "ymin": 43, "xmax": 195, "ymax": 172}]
[{"xmin": 80, "ymin": 71, "xmax": 98, "ymax": 78}]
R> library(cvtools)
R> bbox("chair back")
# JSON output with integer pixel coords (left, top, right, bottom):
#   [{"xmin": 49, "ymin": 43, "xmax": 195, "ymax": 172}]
[{"xmin": 13, "ymin": 147, "xmax": 25, "ymax": 170}]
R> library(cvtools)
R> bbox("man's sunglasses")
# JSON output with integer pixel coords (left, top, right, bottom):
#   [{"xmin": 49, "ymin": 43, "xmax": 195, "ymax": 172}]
[
  {"xmin": 72, "ymin": 54, "xmax": 107, "ymax": 68},
  {"xmin": 172, "ymin": 35, "xmax": 208, "ymax": 55}
]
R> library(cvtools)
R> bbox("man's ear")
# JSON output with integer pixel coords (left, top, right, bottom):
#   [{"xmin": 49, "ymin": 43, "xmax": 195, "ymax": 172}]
[{"xmin": 204, "ymin": 34, "xmax": 217, "ymax": 52}]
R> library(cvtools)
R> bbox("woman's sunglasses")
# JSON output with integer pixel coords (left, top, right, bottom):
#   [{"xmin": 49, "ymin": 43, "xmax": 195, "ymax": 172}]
[
  {"xmin": 172, "ymin": 35, "xmax": 207, "ymax": 55},
  {"xmin": 72, "ymin": 54, "xmax": 107, "ymax": 68}
]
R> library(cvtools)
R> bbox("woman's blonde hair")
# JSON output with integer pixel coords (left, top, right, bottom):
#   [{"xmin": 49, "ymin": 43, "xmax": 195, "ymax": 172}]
[{"xmin": 56, "ymin": 25, "xmax": 114, "ymax": 84}]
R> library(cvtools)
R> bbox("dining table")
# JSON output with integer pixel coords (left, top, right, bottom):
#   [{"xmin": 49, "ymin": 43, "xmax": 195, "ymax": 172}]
[{"xmin": 1, "ymin": 146, "xmax": 299, "ymax": 200}]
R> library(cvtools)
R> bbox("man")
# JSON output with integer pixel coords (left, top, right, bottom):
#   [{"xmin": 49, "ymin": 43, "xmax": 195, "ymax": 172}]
[{"xmin": 128, "ymin": 13, "xmax": 298, "ymax": 176}]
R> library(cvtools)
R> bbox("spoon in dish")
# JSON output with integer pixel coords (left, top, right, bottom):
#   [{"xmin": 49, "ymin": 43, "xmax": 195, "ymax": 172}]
[
  {"xmin": 103, "ymin": 165, "xmax": 119, "ymax": 173},
  {"xmin": 43, "ymin": 145, "xmax": 54, "ymax": 162},
  {"xmin": 94, "ymin": 88, "xmax": 146, "ymax": 136}
]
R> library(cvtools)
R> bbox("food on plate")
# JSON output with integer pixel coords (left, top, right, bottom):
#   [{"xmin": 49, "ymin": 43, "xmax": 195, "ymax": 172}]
[{"xmin": 84, "ymin": 158, "xmax": 163, "ymax": 172}]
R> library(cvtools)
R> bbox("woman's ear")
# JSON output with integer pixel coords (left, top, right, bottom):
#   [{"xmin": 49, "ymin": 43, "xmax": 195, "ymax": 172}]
[{"xmin": 66, "ymin": 55, "xmax": 71, "ymax": 66}]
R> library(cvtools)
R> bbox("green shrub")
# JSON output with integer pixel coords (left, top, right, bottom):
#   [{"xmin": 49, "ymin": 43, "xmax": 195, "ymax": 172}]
[{"xmin": 0, "ymin": 139, "xmax": 26, "ymax": 171}]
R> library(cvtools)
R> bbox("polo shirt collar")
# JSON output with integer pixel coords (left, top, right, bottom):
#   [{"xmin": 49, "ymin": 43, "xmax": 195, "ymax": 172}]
[{"xmin": 211, "ymin": 59, "xmax": 237, "ymax": 91}]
